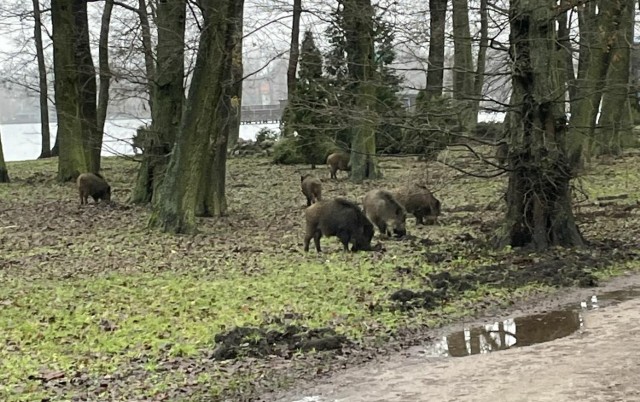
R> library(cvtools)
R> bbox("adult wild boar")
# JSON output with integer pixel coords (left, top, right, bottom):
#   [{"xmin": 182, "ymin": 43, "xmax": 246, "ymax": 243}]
[
  {"xmin": 304, "ymin": 198, "xmax": 374, "ymax": 252},
  {"xmin": 362, "ymin": 189, "xmax": 407, "ymax": 237},
  {"xmin": 392, "ymin": 185, "xmax": 441, "ymax": 225},
  {"xmin": 300, "ymin": 174, "xmax": 322, "ymax": 206},
  {"xmin": 77, "ymin": 172, "xmax": 111, "ymax": 205},
  {"xmin": 326, "ymin": 152, "xmax": 351, "ymax": 179}
]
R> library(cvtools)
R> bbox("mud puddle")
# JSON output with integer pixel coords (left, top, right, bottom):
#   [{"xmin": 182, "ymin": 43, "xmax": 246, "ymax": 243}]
[
  {"xmin": 279, "ymin": 285, "xmax": 640, "ymax": 402},
  {"xmin": 420, "ymin": 286, "xmax": 640, "ymax": 358}
]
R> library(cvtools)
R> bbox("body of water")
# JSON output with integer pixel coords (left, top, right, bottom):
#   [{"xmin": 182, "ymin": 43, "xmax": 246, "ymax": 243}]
[{"xmin": 0, "ymin": 119, "xmax": 280, "ymax": 162}]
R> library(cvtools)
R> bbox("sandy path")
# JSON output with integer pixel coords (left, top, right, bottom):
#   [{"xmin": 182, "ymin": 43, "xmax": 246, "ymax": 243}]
[{"xmin": 275, "ymin": 296, "xmax": 640, "ymax": 402}]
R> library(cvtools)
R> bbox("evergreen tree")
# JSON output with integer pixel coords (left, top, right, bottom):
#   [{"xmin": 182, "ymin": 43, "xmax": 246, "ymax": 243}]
[
  {"xmin": 286, "ymin": 30, "xmax": 331, "ymax": 167},
  {"xmin": 323, "ymin": 1, "xmax": 404, "ymax": 154}
]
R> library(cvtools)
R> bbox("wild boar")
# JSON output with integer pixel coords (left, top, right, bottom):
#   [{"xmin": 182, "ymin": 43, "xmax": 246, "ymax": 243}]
[
  {"xmin": 77, "ymin": 172, "xmax": 111, "ymax": 205},
  {"xmin": 326, "ymin": 152, "xmax": 351, "ymax": 179},
  {"xmin": 392, "ymin": 185, "xmax": 441, "ymax": 225},
  {"xmin": 301, "ymin": 174, "xmax": 323, "ymax": 206},
  {"xmin": 304, "ymin": 198, "xmax": 374, "ymax": 252},
  {"xmin": 362, "ymin": 189, "xmax": 407, "ymax": 237}
]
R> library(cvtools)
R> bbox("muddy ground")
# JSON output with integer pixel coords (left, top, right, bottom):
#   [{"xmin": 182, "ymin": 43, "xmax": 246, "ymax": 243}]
[
  {"xmin": 267, "ymin": 272, "xmax": 640, "ymax": 402},
  {"xmin": 0, "ymin": 150, "xmax": 639, "ymax": 401}
]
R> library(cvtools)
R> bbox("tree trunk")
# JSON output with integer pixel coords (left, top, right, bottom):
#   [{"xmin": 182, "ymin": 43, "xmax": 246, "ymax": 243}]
[
  {"xmin": 131, "ymin": 0, "xmax": 186, "ymax": 204},
  {"xmin": 451, "ymin": 0, "xmax": 475, "ymax": 128},
  {"xmin": 149, "ymin": 0, "xmax": 244, "ymax": 233},
  {"xmin": 471, "ymin": 0, "xmax": 488, "ymax": 121},
  {"xmin": 0, "ymin": 131, "xmax": 9, "ymax": 183},
  {"xmin": 96, "ymin": 0, "xmax": 114, "ymax": 146},
  {"xmin": 286, "ymin": 0, "xmax": 302, "ymax": 101},
  {"xmin": 557, "ymin": 0, "xmax": 576, "ymax": 108},
  {"xmin": 33, "ymin": 0, "xmax": 52, "ymax": 159},
  {"xmin": 51, "ymin": 0, "xmax": 97, "ymax": 181},
  {"xmin": 138, "ymin": 0, "xmax": 156, "ymax": 114},
  {"xmin": 226, "ymin": 2, "xmax": 244, "ymax": 151},
  {"xmin": 423, "ymin": 0, "xmax": 447, "ymax": 100},
  {"xmin": 569, "ymin": 0, "xmax": 624, "ymax": 166},
  {"xmin": 51, "ymin": 136, "xmax": 59, "ymax": 157},
  {"xmin": 498, "ymin": 0, "xmax": 584, "ymax": 250},
  {"xmin": 197, "ymin": 1, "xmax": 244, "ymax": 217},
  {"xmin": 344, "ymin": 0, "xmax": 380, "ymax": 182},
  {"xmin": 594, "ymin": 0, "xmax": 634, "ymax": 156}
]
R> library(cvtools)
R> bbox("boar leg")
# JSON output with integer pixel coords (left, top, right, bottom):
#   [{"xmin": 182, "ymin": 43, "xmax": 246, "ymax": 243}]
[
  {"xmin": 336, "ymin": 231, "xmax": 351, "ymax": 252},
  {"xmin": 313, "ymin": 231, "xmax": 322, "ymax": 252}
]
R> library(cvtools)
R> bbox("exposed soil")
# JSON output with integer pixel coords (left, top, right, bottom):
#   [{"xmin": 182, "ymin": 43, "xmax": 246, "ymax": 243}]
[
  {"xmin": 1, "ymin": 152, "xmax": 639, "ymax": 401},
  {"xmin": 267, "ymin": 272, "xmax": 640, "ymax": 402}
]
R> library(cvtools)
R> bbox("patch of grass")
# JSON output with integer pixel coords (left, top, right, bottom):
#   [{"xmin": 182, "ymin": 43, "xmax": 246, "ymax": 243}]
[{"xmin": 1, "ymin": 150, "xmax": 639, "ymax": 400}]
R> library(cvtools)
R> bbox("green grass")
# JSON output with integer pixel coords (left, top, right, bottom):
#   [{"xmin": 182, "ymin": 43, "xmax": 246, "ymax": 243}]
[{"xmin": 1, "ymin": 149, "xmax": 639, "ymax": 400}]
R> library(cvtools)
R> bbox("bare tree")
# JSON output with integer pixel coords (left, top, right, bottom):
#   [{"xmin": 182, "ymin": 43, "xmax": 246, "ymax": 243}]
[
  {"xmin": 424, "ymin": 0, "xmax": 447, "ymax": 101},
  {"xmin": 131, "ymin": 0, "xmax": 187, "ymax": 204},
  {"xmin": 51, "ymin": 0, "xmax": 98, "ymax": 181},
  {"xmin": 344, "ymin": 0, "xmax": 380, "ymax": 181},
  {"xmin": 96, "ymin": 0, "xmax": 114, "ymax": 140},
  {"xmin": 32, "ymin": 0, "xmax": 52, "ymax": 159},
  {"xmin": 150, "ymin": 0, "xmax": 244, "ymax": 233},
  {"xmin": 499, "ymin": 0, "xmax": 583, "ymax": 249}
]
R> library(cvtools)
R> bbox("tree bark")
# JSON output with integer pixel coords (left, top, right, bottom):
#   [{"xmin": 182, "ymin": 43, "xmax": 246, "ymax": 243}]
[
  {"xmin": 138, "ymin": 0, "xmax": 156, "ymax": 114},
  {"xmin": 33, "ymin": 0, "xmax": 52, "ymax": 159},
  {"xmin": 451, "ymin": 0, "xmax": 475, "ymax": 128},
  {"xmin": 557, "ymin": 0, "xmax": 576, "ymax": 109},
  {"xmin": 149, "ymin": 0, "xmax": 244, "ymax": 233},
  {"xmin": 0, "ymin": 130, "xmax": 9, "ymax": 183},
  {"xmin": 286, "ymin": 0, "xmax": 302, "ymax": 101},
  {"xmin": 498, "ymin": 0, "xmax": 583, "ymax": 250},
  {"xmin": 471, "ymin": 0, "xmax": 488, "ymax": 121},
  {"xmin": 344, "ymin": 0, "xmax": 380, "ymax": 182},
  {"xmin": 51, "ymin": 0, "xmax": 97, "ymax": 181},
  {"xmin": 197, "ymin": 0, "xmax": 244, "ymax": 217},
  {"xmin": 594, "ymin": 0, "xmax": 634, "ymax": 156},
  {"xmin": 569, "ymin": 0, "xmax": 624, "ymax": 166},
  {"xmin": 96, "ymin": 0, "xmax": 114, "ymax": 150},
  {"xmin": 423, "ymin": 0, "xmax": 447, "ymax": 100},
  {"xmin": 131, "ymin": 0, "xmax": 186, "ymax": 204},
  {"xmin": 226, "ymin": 1, "xmax": 244, "ymax": 151}
]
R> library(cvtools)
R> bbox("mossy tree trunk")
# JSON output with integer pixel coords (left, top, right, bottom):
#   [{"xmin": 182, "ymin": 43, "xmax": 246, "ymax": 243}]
[
  {"xmin": 197, "ymin": 0, "xmax": 244, "ymax": 217},
  {"xmin": 594, "ymin": 0, "xmax": 634, "ymax": 156},
  {"xmin": 51, "ymin": 0, "xmax": 97, "ymax": 181},
  {"xmin": 149, "ymin": 0, "xmax": 244, "ymax": 233},
  {"xmin": 131, "ymin": 0, "xmax": 186, "ymax": 204},
  {"xmin": 344, "ymin": 0, "xmax": 380, "ymax": 182},
  {"xmin": 96, "ymin": 0, "xmax": 114, "ymax": 154},
  {"xmin": 451, "ymin": 0, "xmax": 475, "ymax": 129},
  {"xmin": 569, "ymin": 0, "xmax": 626, "ymax": 167},
  {"xmin": 497, "ymin": 0, "xmax": 583, "ymax": 250},
  {"xmin": 227, "ymin": 2, "xmax": 244, "ymax": 151},
  {"xmin": 0, "ymin": 131, "xmax": 9, "ymax": 183},
  {"xmin": 33, "ymin": 0, "xmax": 52, "ymax": 159},
  {"xmin": 423, "ymin": 0, "xmax": 447, "ymax": 101}
]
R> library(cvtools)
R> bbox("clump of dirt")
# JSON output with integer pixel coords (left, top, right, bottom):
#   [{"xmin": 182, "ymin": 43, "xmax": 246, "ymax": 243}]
[
  {"xmin": 212, "ymin": 325, "xmax": 349, "ymax": 360},
  {"xmin": 389, "ymin": 289, "xmax": 443, "ymax": 311},
  {"xmin": 388, "ymin": 252, "xmax": 610, "ymax": 311}
]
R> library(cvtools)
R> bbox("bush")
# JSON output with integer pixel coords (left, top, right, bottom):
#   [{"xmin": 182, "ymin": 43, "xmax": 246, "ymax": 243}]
[
  {"xmin": 272, "ymin": 137, "xmax": 305, "ymax": 165},
  {"xmin": 256, "ymin": 127, "xmax": 279, "ymax": 144},
  {"xmin": 272, "ymin": 136, "xmax": 343, "ymax": 166}
]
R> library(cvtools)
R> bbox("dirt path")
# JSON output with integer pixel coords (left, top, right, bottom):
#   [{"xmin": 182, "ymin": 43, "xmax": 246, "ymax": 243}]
[{"xmin": 272, "ymin": 276, "xmax": 640, "ymax": 402}]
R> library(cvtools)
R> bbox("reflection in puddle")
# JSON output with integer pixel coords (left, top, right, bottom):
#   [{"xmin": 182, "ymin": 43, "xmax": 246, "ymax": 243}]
[
  {"xmin": 424, "ymin": 287, "xmax": 640, "ymax": 358},
  {"xmin": 425, "ymin": 309, "xmax": 583, "ymax": 357}
]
